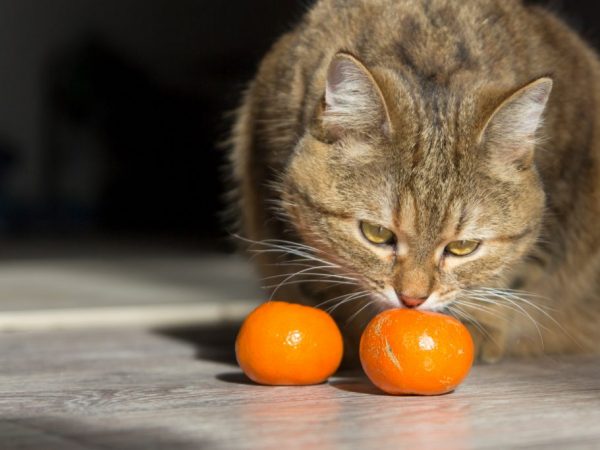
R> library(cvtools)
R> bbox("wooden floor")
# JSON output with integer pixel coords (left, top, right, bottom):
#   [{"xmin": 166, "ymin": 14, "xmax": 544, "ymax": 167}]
[
  {"xmin": 2, "ymin": 325, "xmax": 600, "ymax": 450},
  {"xmin": 1, "ymin": 241, "xmax": 600, "ymax": 449}
]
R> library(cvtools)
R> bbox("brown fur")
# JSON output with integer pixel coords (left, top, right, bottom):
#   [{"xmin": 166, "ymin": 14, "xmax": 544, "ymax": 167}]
[{"xmin": 228, "ymin": 0, "xmax": 600, "ymax": 362}]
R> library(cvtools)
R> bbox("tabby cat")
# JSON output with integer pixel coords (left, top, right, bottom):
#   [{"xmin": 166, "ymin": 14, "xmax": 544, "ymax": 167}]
[{"xmin": 228, "ymin": 0, "xmax": 600, "ymax": 362}]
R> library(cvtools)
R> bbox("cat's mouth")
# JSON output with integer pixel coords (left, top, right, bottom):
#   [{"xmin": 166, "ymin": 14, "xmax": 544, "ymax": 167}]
[
  {"xmin": 377, "ymin": 287, "xmax": 458, "ymax": 312},
  {"xmin": 298, "ymin": 279, "xmax": 458, "ymax": 315}
]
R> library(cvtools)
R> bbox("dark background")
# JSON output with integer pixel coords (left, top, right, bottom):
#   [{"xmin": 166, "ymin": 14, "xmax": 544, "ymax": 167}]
[{"xmin": 0, "ymin": 0, "xmax": 598, "ymax": 248}]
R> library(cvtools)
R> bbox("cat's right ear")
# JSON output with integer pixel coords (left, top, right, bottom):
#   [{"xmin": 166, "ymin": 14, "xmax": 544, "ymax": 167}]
[{"xmin": 322, "ymin": 53, "xmax": 392, "ymax": 140}]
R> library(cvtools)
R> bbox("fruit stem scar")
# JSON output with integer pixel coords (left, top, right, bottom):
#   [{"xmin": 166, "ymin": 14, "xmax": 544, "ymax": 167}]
[{"xmin": 384, "ymin": 337, "xmax": 402, "ymax": 371}]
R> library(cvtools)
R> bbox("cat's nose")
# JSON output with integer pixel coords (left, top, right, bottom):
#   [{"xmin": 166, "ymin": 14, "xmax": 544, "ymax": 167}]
[{"xmin": 398, "ymin": 293, "xmax": 427, "ymax": 308}]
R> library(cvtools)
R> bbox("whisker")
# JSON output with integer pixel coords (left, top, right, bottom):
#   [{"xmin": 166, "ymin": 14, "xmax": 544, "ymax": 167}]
[
  {"xmin": 232, "ymin": 233, "xmax": 367, "ymax": 289},
  {"xmin": 260, "ymin": 238, "xmax": 325, "ymax": 254},
  {"xmin": 238, "ymin": 235, "xmax": 322, "ymax": 255},
  {"xmin": 265, "ymin": 264, "xmax": 338, "ymax": 300},
  {"xmin": 263, "ymin": 278, "xmax": 356, "ymax": 292},
  {"xmin": 265, "ymin": 261, "xmax": 318, "ymax": 268},
  {"xmin": 247, "ymin": 247, "xmax": 339, "ymax": 270},
  {"xmin": 266, "ymin": 272, "xmax": 358, "ymax": 282},
  {"xmin": 462, "ymin": 294, "xmax": 523, "ymax": 316},
  {"xmin": 465, "ymin": 294, "xmax": 545, "ymax": 331},
  {"xmin": 264, "ymin": 256, "xmax": 336, "ymax": 266},
  {"xmin": 463, "ymin": 290, "xmax": 546, "ymax": 349},
  {"xmin": 344, "ymin": 299, "xmax": 378, "ymax": 327},
  {"xmin": 473, "ymin": 291, "xmax": 547, "ymax": 336},
  {"xmin": 260, "ymin": 266, "xmax": 357, "ymax": 282},
  {"xmin": 315, "ymin": 290, "xmax": 370, "ymax": 309},
  {"xmin": 489, "ymin": 289, "xmax": 559, "ymax": 314},
  {"xmin": 233, "ymin": 234, "xmax": 331, "ymax": 260},
  {"xmin": 327, "ymin": 291, "xmax": 371, "ymax": 314},
  {"xmin": 448, "ymin": 304, "xmax": 497, "ymax": 346},
  {"xmin": 475, "ymin": 288, "xmax": 579, "ymax": 345},
  {"xmin": 453, "ymin": 299, "xmax": 507, "ymax": 321},
  {"xmin": 475, "ymin": 287, "xmax": 553, "ymax": 304}
]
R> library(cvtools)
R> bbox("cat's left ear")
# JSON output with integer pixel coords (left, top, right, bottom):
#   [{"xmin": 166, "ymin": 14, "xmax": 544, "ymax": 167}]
[
  {"xmin": 322, "ymin": 52, "xmax": 392, "ymax": 139},
  {"xmin": 479, "ymin": 77, "xmax": 553, "ymax": 169}
]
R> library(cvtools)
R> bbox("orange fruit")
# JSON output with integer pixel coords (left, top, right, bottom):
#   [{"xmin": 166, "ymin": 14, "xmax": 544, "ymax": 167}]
[
  {"xmin": 235, "ymin": 301, "xmax": 343, "ymax": 385},
  {"xmin": 359, "ymin": 309, "xmax": 474, "ymax": 395}
]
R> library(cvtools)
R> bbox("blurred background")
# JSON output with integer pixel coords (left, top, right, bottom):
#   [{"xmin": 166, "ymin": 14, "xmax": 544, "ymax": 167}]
[
  {"xmin": 0, "ymin": 0, "xmax": 598, "ymax": 326},
  {"xmin": 0, "ymin": 0, "xmax": 598, "ymax": 245},
  {"xmin": 0, "ymin": 0, "xmax": 313, "ymax": 247}
]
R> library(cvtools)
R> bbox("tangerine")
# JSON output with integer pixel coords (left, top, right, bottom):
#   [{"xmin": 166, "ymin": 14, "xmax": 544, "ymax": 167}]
[
  {"xmin": 360, "ymin": 309, "xmax": 474, "ymax": 395},
  {"xmin": 235, "ymin": 301, "xmax": 343, "ymax": 385}
]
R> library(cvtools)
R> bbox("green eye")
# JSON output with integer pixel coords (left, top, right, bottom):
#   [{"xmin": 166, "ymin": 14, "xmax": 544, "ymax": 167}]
[
  {"xmin": 445, "ymin": 240, "xmax": 480, "ymax": 256},
  {"xmin": 360, "ymin": 221, "xmax": 395, "ymax": 245}
]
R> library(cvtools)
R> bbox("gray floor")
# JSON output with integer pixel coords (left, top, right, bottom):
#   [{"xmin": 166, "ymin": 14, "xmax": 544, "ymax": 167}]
[
  {"xmin": 2, "ymin": 327, "xmax": 600, "ymax": 450},
  {"xmin": 0, "ymin": 239, "xmax": 262, "ymax": 312},
  {"xmin": 1, "ymin": 241, "xmax": 600, "ymax": 449},
  {"xmin": 0, "ymin": 240, "xmax": 262, "ymax": 332}
]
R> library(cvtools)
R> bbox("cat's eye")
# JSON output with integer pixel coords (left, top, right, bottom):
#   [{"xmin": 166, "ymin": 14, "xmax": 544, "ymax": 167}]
[
  {"xmin": 445, "ymin": 240, "xmax": 481, "ymax": 257},
  {"xmin": 360, "ymin": 221, "xmax": 395, "ymax": 246}
]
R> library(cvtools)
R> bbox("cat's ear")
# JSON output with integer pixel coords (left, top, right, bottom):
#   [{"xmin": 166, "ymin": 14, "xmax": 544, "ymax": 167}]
[
  {"xmin": 479, "ymin": 77, "xmax": 552, "ymax": 169},
  {"xmin": 322, "ymin": 52, "xmax": 392, "ymax": 139}
]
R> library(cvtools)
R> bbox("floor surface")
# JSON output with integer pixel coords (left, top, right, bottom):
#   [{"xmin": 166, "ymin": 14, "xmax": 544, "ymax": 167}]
[
  {"xmin": 1, "ymin": 241, "xmax": 599, "ymax": 449},
  {"xmin": 2, "ymin": 326, "xmax": 600, "ymax": 450}
]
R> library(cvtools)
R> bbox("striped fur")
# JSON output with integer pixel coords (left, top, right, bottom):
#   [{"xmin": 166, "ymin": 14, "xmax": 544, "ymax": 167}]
[{"xmin": 228, "ymin": 0, "xmax": 600, "ymax": 362}]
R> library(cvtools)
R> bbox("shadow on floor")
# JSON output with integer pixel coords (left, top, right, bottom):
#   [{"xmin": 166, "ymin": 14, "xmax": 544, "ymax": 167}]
[
  {"xmin": 154, "ymin": 321, "xmax": 367, "ymax": 387},
  {"xmin": 328, "ymin": 377, "xmax": 386, "ymax": 396},
  {"xmin": 215, "ymin": 371, "xmax": 255, "ymax": 385},
  {"xmin": 214, "ymin": 371, "xmax": 374, "ymax": 388},
  {"xmin": 154, "ymin": 321, "xmax": 242, "ymax": 366},
  {"xmin": 3, "ymin": 416, "xmax": 211, "ymax": 450}
]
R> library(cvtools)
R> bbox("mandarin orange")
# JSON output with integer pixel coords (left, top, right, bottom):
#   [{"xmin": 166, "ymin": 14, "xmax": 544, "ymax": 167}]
[
  {"xmin": 235, "ymin": 301, "xmax": 343, "ymax": 385},
  {"xmin": 360, "ymin": 309, "xmax": 474, "ymax": 395}
]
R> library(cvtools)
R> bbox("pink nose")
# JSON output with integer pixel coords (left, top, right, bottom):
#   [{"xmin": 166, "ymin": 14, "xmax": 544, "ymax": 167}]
[{"xmin": 399, "ymin": 294, "xmax": 427, "ymax": 308}]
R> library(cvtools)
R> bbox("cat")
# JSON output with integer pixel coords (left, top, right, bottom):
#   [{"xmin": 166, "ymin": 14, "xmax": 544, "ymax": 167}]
[{"xmin": 227, "ymin": 0, "xmax": 600, "ymax": 362}]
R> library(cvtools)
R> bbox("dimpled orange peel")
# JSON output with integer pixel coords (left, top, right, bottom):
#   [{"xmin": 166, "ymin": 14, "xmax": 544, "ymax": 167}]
[
  {"xmin": 360, "ymin": 308, "xmax": 474, "ymax": 395},
  {"xmin": 235, "ymin": 301, "xmax": 343, "ymax": 385}
]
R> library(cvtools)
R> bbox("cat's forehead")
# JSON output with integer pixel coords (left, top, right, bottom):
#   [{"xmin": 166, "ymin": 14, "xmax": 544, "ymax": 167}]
[
  {"xmin": 396, "ymin": 171, "xmax": 465, "ymax": 237},
  {"xmin": 332, "ymin": 129, "xmax": 474, "ymax": 212},
  {"xmin": 394, "ymin": 91, "xmax": 473, "ymax": 159}
]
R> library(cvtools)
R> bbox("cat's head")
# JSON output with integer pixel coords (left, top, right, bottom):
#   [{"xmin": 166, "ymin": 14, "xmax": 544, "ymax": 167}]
[{"xmin": 279, "ymin": 52, "xmax": 551, "ymax": 310}]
